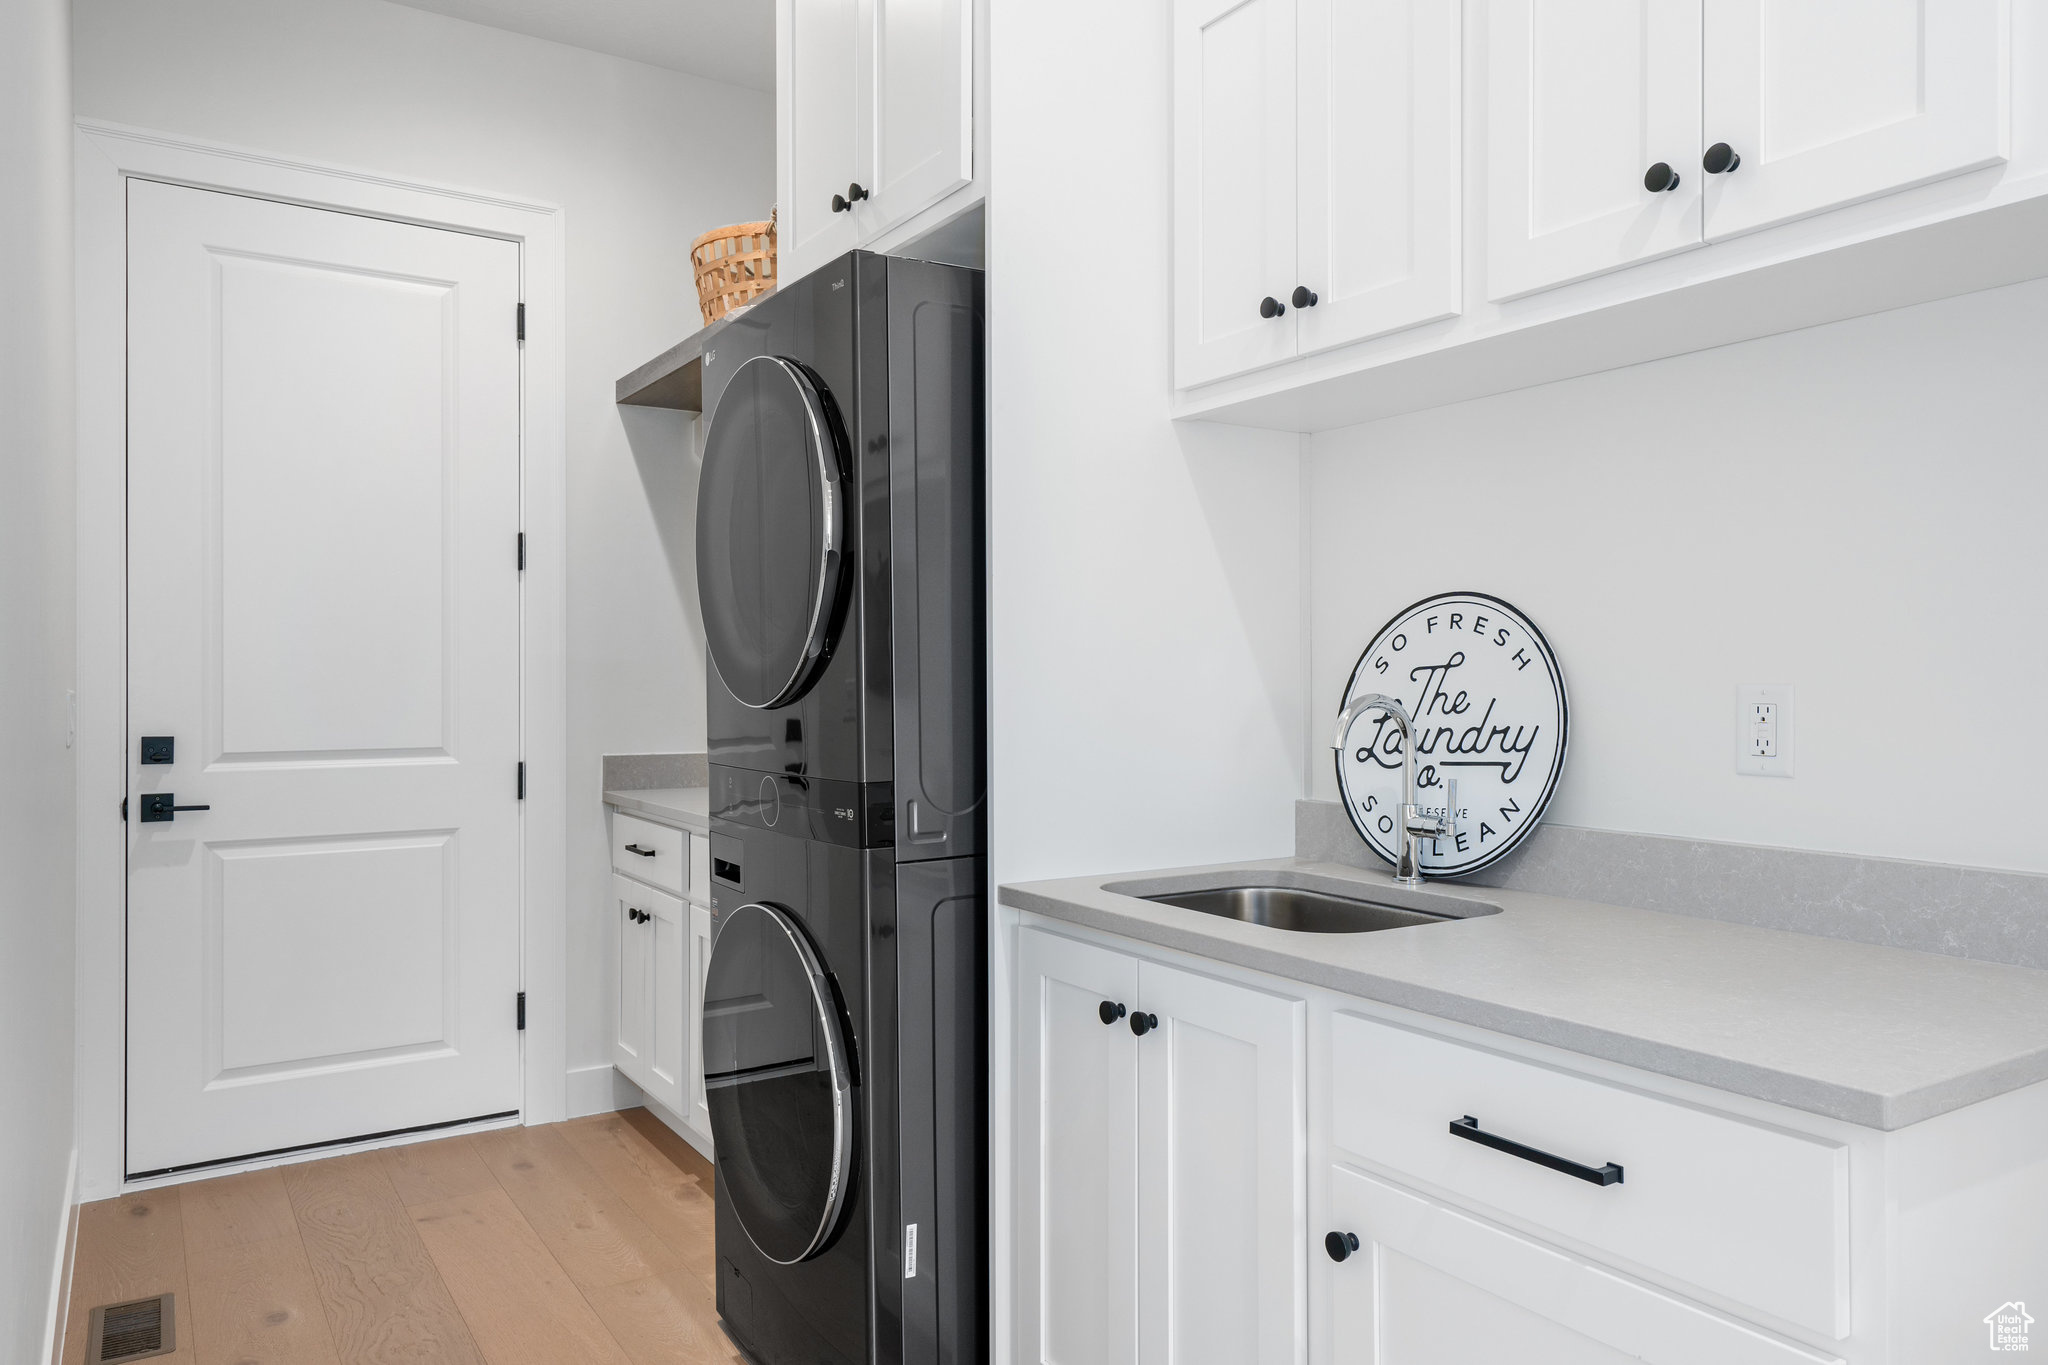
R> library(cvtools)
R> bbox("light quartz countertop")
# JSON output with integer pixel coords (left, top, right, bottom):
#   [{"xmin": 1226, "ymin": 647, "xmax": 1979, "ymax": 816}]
[
  {"xmin": 603, "ymin": 786, "xmax": 710, "ymax": 832},
  {"xmin": 999, "ymin": 857, "xmax": 2048, "ymax": 1131}
]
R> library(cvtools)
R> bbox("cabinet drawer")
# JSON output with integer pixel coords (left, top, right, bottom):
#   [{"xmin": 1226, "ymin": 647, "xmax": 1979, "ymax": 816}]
[
  {"xmin": 611, "ymin": 812, "xmax": 686, "ymax": 896},
  {"xmin": 1325, "ymin": 1164, "xmax": 1843, "ymax": 1365},
  {"xmin": 1331, "ymin": 1013, "xmax": 1848, "ymax": 1337}
]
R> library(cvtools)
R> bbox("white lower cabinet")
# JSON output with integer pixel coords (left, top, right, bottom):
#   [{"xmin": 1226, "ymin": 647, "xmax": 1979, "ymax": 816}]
[
  {"xmin": 1018, "ymin": 927, "xmax": 1305, "ymax": 1365},
  {"xmin": 609, "ymin": 811, "xmax": 713, "ymax": 1141},
  {"xmin": 613, "ymin": 873, "xmax": 686, "ymax": 1117}
]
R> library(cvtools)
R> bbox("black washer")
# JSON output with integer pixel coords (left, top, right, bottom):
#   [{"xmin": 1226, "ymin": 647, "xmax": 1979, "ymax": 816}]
[{"xmin": 703, "ymin": 901, "xmax": 856, "ymax": 1265}]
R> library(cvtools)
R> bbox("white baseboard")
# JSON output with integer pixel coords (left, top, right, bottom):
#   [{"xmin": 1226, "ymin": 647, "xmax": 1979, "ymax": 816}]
[
  {"xmin": 42, "ymin": 1145, "xmax": 78, "ymax": 1365},
  {"xmin": 566, "ymin": 1062, "xmax": 645, "ymax": 1119}
]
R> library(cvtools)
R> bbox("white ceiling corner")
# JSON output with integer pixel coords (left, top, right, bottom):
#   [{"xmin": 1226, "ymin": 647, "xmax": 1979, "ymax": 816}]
[{"xmin": 381, "ymin": 0, "xmax": 774, "ymax": 91}]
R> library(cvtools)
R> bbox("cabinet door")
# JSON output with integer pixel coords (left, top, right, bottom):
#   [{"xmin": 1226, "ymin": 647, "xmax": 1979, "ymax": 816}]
[
  {"xmin": 645, "ymin": 887, "xmax": 687, "ymax": 1116},
  {"xmin": 1019, "ymin": 929, "xmax": 1142, "ymax": 1365},
  {"xmin": 859, "ymin": 0, "xmax": 972, "ymax": 241},
  {"xmin": 1173, "ymin": 0, "xmax": 1299, "ymax": 388},
  {"xmin": 1702, "ymin": 0, "xmax": 2009, "ymax": 240},
  {"xmin": 1319, "ymin": 1164, "xmax": 1836, "ymax": 1365},
  {"xmin": 778, "ymin": 0, "xmax": 865, "ymax": 284},
  {"xmin": 688, "ymin": 903, "xmax": 713, "ymax": 1135},
  {"xmin": 1484, "ymin": 0, "xmax": 1703, "ymax": 301},
  {"xmin": 612, "ymin": 874, "xmax": 652, "ymax": 1087},
  {"xmin": 1296, "ymin": 0, "xmax": 1462, "ymax": 354},
  {"xmin": 1135, "ymin": 961, "xmax": 1304, "ymax": 1365}
]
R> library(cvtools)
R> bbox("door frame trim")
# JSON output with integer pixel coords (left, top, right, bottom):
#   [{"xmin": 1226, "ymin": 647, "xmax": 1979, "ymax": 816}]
[{"xmin": 73, "ymin": 118, "xmax": 570, "ymax": 1199}]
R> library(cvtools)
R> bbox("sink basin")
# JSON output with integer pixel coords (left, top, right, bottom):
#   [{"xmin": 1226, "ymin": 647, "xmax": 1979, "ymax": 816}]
[{"xmin": 1141, "ymin": 885, "xmax": 1454, "ymax": 934}]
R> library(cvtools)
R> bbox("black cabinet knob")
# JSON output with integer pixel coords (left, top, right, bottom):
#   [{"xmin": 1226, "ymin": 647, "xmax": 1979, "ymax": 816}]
[
  {"xmin": 1098, "ymin": 1000, "xmax": 1127, "ymax": 1026},
  {"xmin": 831, "ymin": 193, "xmax": 850, "ymax": 213},
  {"xmin": 1129, "ymin": 1011, "xmax": 1159, "ymax": 1037},
  {"xmin": 1325, "ymin": 1231, "xmax": 1360, "ymax": 1262},
  {"xmin": 1643, "ymin": 162, "xmax": 1680, "ymax": 193},
  {"xmin": 1259, "ymin": 295, "xmax": 1286, "ymax": 319},
  {"xmin": 1291, "ymin": 285, "xmax": 1318, "ymax": 309},
  {"xmin": 1703, "ymin": 142, "xmax": 1741, "ymax": 175}
]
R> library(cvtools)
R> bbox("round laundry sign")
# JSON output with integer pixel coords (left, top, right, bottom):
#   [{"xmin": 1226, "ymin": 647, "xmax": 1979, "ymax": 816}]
[{"xmin": 1335, "ymin": 592, "xmax": 1568, "ymax": 878}]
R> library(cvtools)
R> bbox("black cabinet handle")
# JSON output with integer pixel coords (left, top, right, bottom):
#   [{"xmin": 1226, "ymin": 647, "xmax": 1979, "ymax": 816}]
[
  {"xmin": 1291, "ymin": 285, "xmax": 1318, "ymax": 309},
  {"xmin": 1324, "ymin": 1231, "xmax": 1360, "ymax": 1262},
  {"xmin": 1448, "ymin": 1115, "xmax": 1622, "ymax": 1186},
  {"xmin": 1643, "ymin": 161, "xmax": 1680, "ymax": 193},
  {"xmin": 1098, "ymin": 1000, "xmax": 1127, "ymax": 1026},
  {"xmin": 624, "ymin": 843, "xmax": 658, "ymax": 858},
  {"xmin": 1129, "ymin": 1011, "xmax": 1159, "ymax": 1037},
  {"xmin": 832, "ymin": 181, "xmax": 872, "ymax": 213},
  {"xmin": 629, "ymin": 907, "xmax": 653, "ymax": 924},
  {"xmin": 1259, "ymin": 295, "xmax": 1286, "ymax": 319},
  {"xmin": 1703, "ymin": 142, "xmax": 1741, "ymax": 175},
  {"xmin": 831, "ymin": 193, "xmax": 851, "ymax": 213}
]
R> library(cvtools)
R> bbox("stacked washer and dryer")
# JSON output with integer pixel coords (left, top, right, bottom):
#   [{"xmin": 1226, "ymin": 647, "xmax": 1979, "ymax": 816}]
[{"xmin": 693, "ymin": 252, "xmax": 985, "ymax": 1365}]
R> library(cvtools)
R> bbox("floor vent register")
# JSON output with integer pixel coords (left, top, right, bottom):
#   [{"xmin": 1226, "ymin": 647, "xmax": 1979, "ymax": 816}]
[{"xmin": 86, "ymin": 1293, "xmax": 175, "ymax": 1363}]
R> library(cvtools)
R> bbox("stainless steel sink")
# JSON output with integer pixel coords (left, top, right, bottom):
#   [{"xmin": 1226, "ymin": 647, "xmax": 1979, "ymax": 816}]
[{"xmin": 1140, "ymin": 885, "xmax": 1454, "ymax": 933}]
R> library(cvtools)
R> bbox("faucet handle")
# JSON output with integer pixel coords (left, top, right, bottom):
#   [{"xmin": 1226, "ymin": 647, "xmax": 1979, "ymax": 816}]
[{"xmin": 1444, "ymin": 778, "xmax": 1458, "ymax": 830}]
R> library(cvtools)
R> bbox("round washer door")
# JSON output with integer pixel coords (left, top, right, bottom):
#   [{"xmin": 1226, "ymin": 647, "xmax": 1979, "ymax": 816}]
[
  {"xmin": 702, "ymin": 901, "xmax": 856, "ymax": 1265},
  {"xmin": 696, "ymin": 354, "xmax": 847, "ymax": 709}
]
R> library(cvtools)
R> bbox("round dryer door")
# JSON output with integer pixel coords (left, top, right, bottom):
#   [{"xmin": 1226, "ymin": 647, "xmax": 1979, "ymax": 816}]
[
  {"xmin": 696, "ymin": 354, "xmax": 848, "ymax": 709},
  {"xmin": 702, "ymin": 901, "xmax": 856, "ymax": 1265}
]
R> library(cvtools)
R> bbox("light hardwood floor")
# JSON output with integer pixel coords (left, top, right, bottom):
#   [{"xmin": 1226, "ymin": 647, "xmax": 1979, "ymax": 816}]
[{"xmin": 60, "ymin": 1110, "xmax": 738, "ymax": 1365}]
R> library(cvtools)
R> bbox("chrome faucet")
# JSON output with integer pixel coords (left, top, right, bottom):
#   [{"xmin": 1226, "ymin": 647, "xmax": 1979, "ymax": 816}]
[{"xmin": 1332, "ymin": 693, "xmax": 1453, "ymax": 887}]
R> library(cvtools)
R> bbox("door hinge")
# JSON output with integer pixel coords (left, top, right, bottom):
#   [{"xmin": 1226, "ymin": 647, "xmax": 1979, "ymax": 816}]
[
  {"xmin": 516, "ymin": 301, "xmax": 526, "ymax": 342},
  {"xmin": 517, "ymin": 991, "xmax": 526, "ymax": 1030},
  {"xmin": 517, "ymin": 761, "xmax": 526, "ymax": 800},
  {"xmin": 517, "ymin": 531, "xmax": 526, "ymax": 571}
]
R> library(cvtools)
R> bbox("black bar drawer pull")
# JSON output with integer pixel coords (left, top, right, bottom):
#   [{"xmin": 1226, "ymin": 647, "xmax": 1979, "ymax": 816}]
[
  {"xmin": 1448, "ymin": 1115, "xmax": 1623, "ymax": 1186},
  {"xmin": 623, "ymin": 843, "xmax": 658, "ymax": 857}
]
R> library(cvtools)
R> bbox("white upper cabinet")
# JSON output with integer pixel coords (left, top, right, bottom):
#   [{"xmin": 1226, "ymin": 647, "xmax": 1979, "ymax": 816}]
[
  {"xmin": 779, "ymin": 0, "xmax": 864, "ymax": 278},
  {"xmin": 1175, "ymin": 0, "xmax": 1463, "ymax": 388},
  {"xmin": 864, "ymin": 0, "xmax": 973, "ymax": 239},
  {"xmin": 1297, "ymin": 0, "xmax": 1463, "ymax": 354},
  {"xmin": 1485, "ymin": 0, "xmax": 1704, "ymax": 301},
  {"xmin": 1701, "ymin": 0, "xmax": 2010, "ymax": 240},
  {"xmin": 1173, "ymin": 0, "xmax": 2024, "ymax": 421},
  {"xmin": 1173, "ymin": 0, "xmax": 1300, "ymax": 388},
  {"xmin": 778, "ymin": 0, "xmax": 974, "ymax": 285}
]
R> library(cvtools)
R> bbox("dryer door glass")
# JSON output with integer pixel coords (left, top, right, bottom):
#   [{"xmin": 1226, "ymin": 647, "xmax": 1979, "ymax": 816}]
[
  {"xmin": 702, "ymin": 901, "xmax": 856, "ymax": 1264},
  {"xmin": 696, "ymin": 355, "xmax": 847, "ymax": 709}
]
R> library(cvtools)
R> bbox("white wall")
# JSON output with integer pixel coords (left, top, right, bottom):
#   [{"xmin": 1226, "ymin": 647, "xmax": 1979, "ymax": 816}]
[
  {"xmin": 0, "ymin": 0, "xmax": 79, "ymax": 1354},
  {"xmin": 72, "ymin": 0, "xmax": 770, "ymax": 1086},
  {"xmin": 1309, "ymin": 277, "xmax": 2048, "ymax": 875},
  {"xmin": 987, "ymin": 0, "xmax": 1306, "ymax": 887}
]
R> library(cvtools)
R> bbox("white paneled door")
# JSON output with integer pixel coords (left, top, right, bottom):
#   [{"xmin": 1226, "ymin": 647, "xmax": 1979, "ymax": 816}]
[{"xmin": 125, "ymin": 178, "xmax": 524, "ymax": 1176}]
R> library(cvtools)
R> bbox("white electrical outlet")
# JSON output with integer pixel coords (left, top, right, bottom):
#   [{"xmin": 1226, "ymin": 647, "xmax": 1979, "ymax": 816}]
[{"xmin": 1736, "ymin": 685, "xmax": 1795, "ymax": 777}]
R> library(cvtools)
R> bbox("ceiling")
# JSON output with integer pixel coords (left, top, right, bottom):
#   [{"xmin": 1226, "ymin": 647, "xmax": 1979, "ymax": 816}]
[{"xmin": 383, "ymin": 0, "xmax": 774, "ymax": 91}]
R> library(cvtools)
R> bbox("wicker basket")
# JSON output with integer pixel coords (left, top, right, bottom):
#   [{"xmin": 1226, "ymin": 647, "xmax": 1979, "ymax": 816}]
[{"xmin": 690, "ymin": 210, "xmax": 777, "ymax": 325}]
